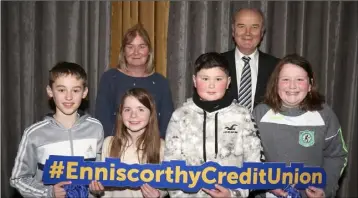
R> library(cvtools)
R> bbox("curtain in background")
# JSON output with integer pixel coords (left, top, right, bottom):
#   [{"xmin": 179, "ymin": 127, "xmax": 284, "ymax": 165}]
[
  {"xmin": 110, "ymin": 1, "xmax": 169, "ymax": 77},
  {"xmin": 1, "ymin": 2, "xmax": 111, "ymax": 197},
  {"xmin": 167, "ymin": 1, "xmax": 357, "ymax": 197},
  {"xmin": 1, "ymin": 1, "xmax": 357, "ymax": 197}
]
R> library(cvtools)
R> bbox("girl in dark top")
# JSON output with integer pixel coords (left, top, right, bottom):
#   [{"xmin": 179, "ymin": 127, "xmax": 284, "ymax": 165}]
[{"xmin": 95, "ymin": 24, "xmax": 174, "ymax": 139}]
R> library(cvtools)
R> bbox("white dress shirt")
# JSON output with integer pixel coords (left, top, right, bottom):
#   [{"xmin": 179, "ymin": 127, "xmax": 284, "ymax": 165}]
[{"xmin": 234, "ymin": 47, "xmax": 259, "ymax": 111}]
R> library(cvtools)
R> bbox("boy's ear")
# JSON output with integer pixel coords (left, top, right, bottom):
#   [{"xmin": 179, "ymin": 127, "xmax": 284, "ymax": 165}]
[
  {"xmin": 227, "ymin": 77, "xmax": 231, "ymax": 89},
  {"xmin": 192, "ymin": 75, "xmax": 197, "ymax": 88},
  {"xmin": 46, "ymin": 85, "xmax": 53, "ymax": 97},
  {"xmin": 82, "ymin": 87, "xmax": 89, "ymax": 99}
]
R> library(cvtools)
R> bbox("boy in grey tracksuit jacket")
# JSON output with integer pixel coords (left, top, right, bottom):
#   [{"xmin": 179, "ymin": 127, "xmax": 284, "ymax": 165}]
[
  {"xmin": 10, "ymin": 113, "xmax": 104, "ymax": 197},
  {"xmin": 10, "ymin": 62, "xmax": 104, "ymax": 197}
]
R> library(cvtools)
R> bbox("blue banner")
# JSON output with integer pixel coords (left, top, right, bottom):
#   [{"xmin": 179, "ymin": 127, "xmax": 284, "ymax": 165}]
[{"xmin": 43, "ymin": 155, "xmax": 326, "ymax": 192}]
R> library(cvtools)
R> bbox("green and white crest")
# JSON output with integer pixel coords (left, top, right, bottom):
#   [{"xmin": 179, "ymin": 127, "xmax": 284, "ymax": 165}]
[{"xmin": 299, "ymin": 130, "xmax": 315, "ymax": 147}]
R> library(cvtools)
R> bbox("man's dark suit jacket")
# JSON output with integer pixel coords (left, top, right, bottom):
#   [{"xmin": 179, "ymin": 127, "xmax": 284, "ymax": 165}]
[{"xmin": 222, "ymin": 49, "xmax": 280, "ymax": 108}]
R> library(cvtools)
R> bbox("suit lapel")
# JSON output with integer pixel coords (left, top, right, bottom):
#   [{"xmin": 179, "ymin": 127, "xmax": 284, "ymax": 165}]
[{"xmin": 255, "ymin": 51, "xmax": 270, "ymax": 105}]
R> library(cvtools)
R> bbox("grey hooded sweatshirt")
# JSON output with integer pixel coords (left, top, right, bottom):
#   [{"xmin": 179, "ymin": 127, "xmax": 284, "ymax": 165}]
[
  {"xmin": 10, "ymin": 114, "xmax": 104, "ymax": 197},
  {"xmin": 164, "ymin": 98, "xmax": 264, "ymax": 197}
]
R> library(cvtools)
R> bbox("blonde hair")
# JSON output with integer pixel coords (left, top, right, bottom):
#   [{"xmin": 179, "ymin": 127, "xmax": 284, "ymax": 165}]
[{"xmin": 117, "ymin": 24, "xmax": 154, "ymax": 74}]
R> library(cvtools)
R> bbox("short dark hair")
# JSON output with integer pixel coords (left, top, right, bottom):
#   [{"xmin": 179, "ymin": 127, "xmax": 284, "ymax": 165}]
[
  {"xmin": 49, "ymin": 61, "xmax": 87, "ymax": 87},
  {"xmin": 264, "ymin": 54, "xmax": 325, "ymax": 112},
  {"xmin": 194, "ymin": 52, "xmax": 231, "ymax": 76}
]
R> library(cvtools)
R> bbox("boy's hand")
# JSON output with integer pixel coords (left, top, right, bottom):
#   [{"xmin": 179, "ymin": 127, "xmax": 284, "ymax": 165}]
[
  {"xmin": 202, "ymin": 184, "xmax": 231, "ymax": 198},
  {"xmin": 305, "ymin": 186, "xmax": 325, "ymax": 198},
  {"xmin": 89, "ymin": 180, "xmax": 105, "ymax": 195},
  {"xmin": 140, "ymin": 183, "xmax": 160, "ymax": 198},
  {"xmin": 53, "ymin": 181, "xmax": 71, "ymax": 198}
]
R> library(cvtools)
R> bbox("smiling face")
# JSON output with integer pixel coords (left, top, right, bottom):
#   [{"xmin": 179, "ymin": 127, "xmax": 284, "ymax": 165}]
[
  {"xmin": 124, "ymin": 35, "xmax": 150, "ymax": 68},
  {"xmin": 46, "ymin": 74, "xmax": 88, "ymax": 116},
  {"xmin": 121, "ymin": 96, "xmax": 151, "ymax": 135},
  {"xmin": 278, "ymin": 63, "xmax": 312, "ymax": 108},
  {"xmin": 193, "ymin": 67, "xmax": 231, "ymax": 101},
  {"xmin": 232, "ymin": 9, "xmax": 264, "ymax": 55}
]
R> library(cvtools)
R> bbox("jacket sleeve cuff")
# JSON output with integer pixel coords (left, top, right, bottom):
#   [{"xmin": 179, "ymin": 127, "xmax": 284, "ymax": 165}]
[
  {"xmin": 47, "ymin": 186, "xmax": 55, "ymax": 198},
  {"xmin": 230, "ymin": 188, "xmax": 249, "ymax": 197},
  {"xmin": 230, "ymin": 189, "xmax": 241, "ymax": 197}
]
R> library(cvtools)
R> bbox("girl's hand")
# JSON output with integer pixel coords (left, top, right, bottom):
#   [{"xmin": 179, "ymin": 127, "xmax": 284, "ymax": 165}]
[
  {"xmin": 202, "ymin": 184, "xmax": 231, "ymax": 198},
  {"xmin": 141, "ymin": 183, "xmax": 160, "ymax": 198},
  {"xmin": 305, "ymin": 186, "xmax": 325, "ymax": 198},
  {"xmin": 89, "ymin": 180, "xmax": 104, "ymax": 196}
]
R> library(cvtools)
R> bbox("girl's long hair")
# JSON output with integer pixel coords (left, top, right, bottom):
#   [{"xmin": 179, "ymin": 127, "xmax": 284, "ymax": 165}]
[{"xmin": 109, "ymin": 88, "xmax": 161, "ymax": 164}]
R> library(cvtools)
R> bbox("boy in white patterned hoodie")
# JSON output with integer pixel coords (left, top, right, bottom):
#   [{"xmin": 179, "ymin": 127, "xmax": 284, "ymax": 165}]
[{"xmin": 164, "ymin": 52, "xmax": 264, "ymax": 197}]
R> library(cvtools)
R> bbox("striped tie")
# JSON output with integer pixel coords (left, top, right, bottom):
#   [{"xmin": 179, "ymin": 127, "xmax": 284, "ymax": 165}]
[{"xmin": 238, "ymin": 56, "xmax": 252, "ymax": 110}]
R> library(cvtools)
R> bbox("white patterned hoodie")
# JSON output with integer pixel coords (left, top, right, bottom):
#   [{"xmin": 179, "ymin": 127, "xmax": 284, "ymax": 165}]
[{"xmin": 164, "ymin": 98, "xmax": 264, "ymax": 197}]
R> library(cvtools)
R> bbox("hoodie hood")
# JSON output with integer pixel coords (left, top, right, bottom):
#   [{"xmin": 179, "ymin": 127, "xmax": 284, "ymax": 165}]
[{"xmin": 192, "ymin": 90, "xmax": 233, "ymax": 113}]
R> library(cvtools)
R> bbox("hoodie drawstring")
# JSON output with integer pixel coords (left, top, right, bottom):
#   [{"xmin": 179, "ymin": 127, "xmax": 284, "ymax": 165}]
[
  {"xmin": 202, "ymin": 111, "xmax": 219, "ymax": 162},
  {"xmin": 214, "ymin": 112, "xmax": 218, "ymax": 159},
  {"xmin": 203, "ymin": 111, "xmax": 207, "ymax": 162}
]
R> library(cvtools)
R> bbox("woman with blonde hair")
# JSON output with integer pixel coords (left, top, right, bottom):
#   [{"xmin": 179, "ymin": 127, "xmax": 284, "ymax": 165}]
[{"xmin": 95, "ymin": 24, "xmax": 174, "ymax": 139}]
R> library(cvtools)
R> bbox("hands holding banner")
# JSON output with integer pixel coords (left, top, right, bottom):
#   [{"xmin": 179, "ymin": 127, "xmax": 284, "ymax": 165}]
[{"xmin": 43, "ymin": 155, "xmax": 326, "ymax": 194}]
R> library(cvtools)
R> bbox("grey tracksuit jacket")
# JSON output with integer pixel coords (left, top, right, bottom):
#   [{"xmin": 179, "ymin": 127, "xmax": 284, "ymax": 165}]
[
  {"xmin": 252, "ymin": 104, "xmax": 348, "ymax": 198},
  {"xmin": 10, "ymin": 114, "xmax": 104, "ymax": 198}
]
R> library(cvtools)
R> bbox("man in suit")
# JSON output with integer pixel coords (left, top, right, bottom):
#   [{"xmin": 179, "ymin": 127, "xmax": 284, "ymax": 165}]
[{"xmin": 222, "ymin": 8, "xmax": 279, "ymax": 112}]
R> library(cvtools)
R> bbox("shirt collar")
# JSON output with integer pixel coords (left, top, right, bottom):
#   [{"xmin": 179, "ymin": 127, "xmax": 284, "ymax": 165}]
[{"xmin": 235, "ymin": 47, "xmax": 259, "ymax": 62}]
